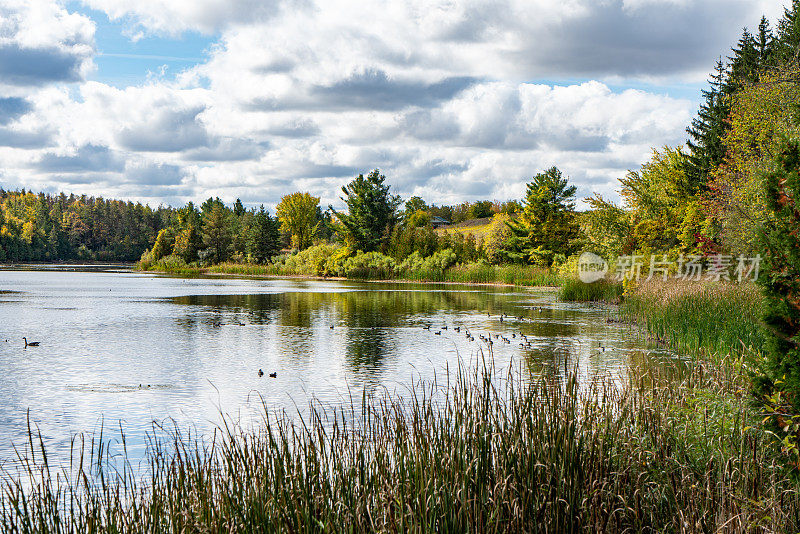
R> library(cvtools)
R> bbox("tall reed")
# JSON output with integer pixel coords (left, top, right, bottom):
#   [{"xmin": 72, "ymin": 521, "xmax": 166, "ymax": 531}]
[
  {"xmin": 1, "ymin": 355, "xmax": 796, "ymax": 532},
  {"xmin": 559, "ymin": 278, "xmax": 623, "ymax": 302},
  {"xmin": 621, "ymin": 280, "xmax": 767, "ymax": 360}
]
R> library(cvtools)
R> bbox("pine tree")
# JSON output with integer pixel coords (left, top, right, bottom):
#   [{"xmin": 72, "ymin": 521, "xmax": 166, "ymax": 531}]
[
  {"xmin": 330, "ymin": 169, "xmax": 402, "ymax": 252},
  {"xmin": 756, "ymin": 136, "xmax": 800, "ymax": 408},
  {"xmin": 503, "ymin": 167, "xmax": 579, "ymax": 266},
  {"xmin": 202, "ymin": 203, "xmax": 232, "ymax": 264},
  {"xmin": 756, "ymin": 16, "xmax": 775, "ymax": 66}
]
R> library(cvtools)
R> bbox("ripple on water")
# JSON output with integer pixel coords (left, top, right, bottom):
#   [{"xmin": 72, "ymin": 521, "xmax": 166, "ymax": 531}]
[{"xmin": 67, "ymin": 383, "xmax": 176, "ymax": 393}]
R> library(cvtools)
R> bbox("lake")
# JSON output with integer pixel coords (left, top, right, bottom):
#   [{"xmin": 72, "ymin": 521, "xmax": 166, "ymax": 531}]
[{"xmin": 0, "ymin": 267, "xmax": 680, "ymax": 469}]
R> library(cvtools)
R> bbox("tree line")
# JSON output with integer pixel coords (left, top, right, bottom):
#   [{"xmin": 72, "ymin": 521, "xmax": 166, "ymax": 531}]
[
  {"xmin": 136, "ymin": 167, "xmax": 577, "ymax": 270},
  {"xmin": 0, "ymin": 178, "xmax": 533, "ymax": 265}
]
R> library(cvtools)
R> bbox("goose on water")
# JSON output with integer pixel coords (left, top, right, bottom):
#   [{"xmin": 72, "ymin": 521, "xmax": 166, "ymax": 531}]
[{"xmin": 23, "ymin": 337, "xmax": 39, "ymax": 347}]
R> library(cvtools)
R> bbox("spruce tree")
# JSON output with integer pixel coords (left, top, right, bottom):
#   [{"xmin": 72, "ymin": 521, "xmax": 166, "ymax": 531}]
[
  {"xmin": 684, "ymin": 60, "xmax": 732, "ymax": 190},
  {"xmin": 248, "ymin": 206, "xmax": 281, "ymax": 263},
  {"xmin": 202, "ymin": 203, "xmax": 233, "ymax": 264},
  {"xmin": 776, "ymin": 0, "xmax": 800, "ymax": 63},
  {"xmin": 756, "ymin": 16, "xmax": 775, "ymax": 66},
  {"xmin": 729, "ymin": 29, "xmax": 760, "ymax": 87},
  {"xmin": 757, "ymin": 137, "xmax": 800, "ymax": 407}
]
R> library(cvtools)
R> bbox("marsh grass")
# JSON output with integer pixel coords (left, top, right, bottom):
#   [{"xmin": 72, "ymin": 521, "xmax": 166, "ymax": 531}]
[
  {"xmin": 621, "ymin": 280, "xmax": 767, "ymax": 360},
  {"xmin": 401, "ymin": 263, "xmax": 562, "ymax": 286},
  {"xmin": 559, "ymin": 278, "xmax": 624, "ymax": 302},
  {"xmin": 149, "ymin": 259, "xmax": 563, "ymax": 287},
  {"xmin": 206, "ymin": 262, "xmax": 282, "ymax": 276},
  {"xmin": 1, "ymin": 354, "xmax": 797, "ymax": 532}
]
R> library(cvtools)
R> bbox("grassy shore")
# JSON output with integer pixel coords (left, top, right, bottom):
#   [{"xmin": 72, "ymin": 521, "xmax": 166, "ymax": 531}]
[
  {"xmin": 620, "ymin": 280, "xmax": 767, "ymax": 361},
  {"xmin": 144, "ymin": 259, "xmax": 565, "ymax": 287},
  {"xmin": 2, "ymin": 357, "xmax": 797, "ymax": 532}
]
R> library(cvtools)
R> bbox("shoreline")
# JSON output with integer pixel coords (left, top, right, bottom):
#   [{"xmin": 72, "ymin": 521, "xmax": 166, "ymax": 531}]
[{"xmin": 143, "ymin": 266, "xmax": 563, "ymax": 289}]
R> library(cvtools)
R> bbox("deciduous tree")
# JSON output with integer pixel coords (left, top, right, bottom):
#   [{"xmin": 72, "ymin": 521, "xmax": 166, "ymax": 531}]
[{"xmin": 276, "ymin": 192, "xmax": 320, "ymax": 250}]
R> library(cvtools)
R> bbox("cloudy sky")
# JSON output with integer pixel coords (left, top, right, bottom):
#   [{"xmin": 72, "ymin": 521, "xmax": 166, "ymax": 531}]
[{"xmin": 0, "ymin": 0, "xmax": 788, "ymax": 209}]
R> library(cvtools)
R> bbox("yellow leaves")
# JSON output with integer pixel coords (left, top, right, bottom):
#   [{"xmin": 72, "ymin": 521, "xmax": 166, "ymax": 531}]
[{"xmin": 276, "ymin": 192, "xmax": 320, "ymax": 250}]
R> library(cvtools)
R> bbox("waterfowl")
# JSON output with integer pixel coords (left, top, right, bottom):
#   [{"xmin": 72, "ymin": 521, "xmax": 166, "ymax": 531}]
[
  {"xmin": 330, "ymin": 324, "xmax": 334, "ymax": 329},
  {"xmin": 258, "ymin": 369, "xmax": 264, "ymax": 377},
  {"xmin": 435, "ymin": 331, "xmax": 441, "ymax": 335},
  {"xmin": 269, "ymin": 372, "xmax": 277, "ymax": 378},
  {"xmin": 23, "ymin": 337, "xmax": 39, "ymax": 347}
]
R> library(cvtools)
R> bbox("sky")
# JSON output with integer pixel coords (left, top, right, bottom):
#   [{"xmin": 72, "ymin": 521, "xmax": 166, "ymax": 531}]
[{"xmin": 0, "ymin": 0, "xmax": 789, "ymax": 210}]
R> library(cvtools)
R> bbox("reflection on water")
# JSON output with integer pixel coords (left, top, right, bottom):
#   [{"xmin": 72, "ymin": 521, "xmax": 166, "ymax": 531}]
[{"xmin": 0, "ymin": 268, "xmax": 684, "ymax": 468}]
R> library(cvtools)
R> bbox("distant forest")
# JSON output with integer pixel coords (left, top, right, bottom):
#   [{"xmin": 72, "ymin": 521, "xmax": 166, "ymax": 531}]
[{"xmin": 0, "ymin": 189, "xmax": 173, "ymax": 262}]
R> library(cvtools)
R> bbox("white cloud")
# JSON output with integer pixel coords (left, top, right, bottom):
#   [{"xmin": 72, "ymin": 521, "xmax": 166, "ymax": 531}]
[
  {"xmin": 0, "ymin": 0, "xmax": 782, "ymax": 208},
  {"xmin": 80, "ymin": 0, "xmax": 291, "ymax": 35},
  {"xmin": 0, "ymin": 0, "xmax": 94, "ymax": 87}
]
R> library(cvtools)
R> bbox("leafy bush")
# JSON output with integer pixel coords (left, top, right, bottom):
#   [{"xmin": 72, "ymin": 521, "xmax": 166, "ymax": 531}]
[
  {"xmin": 341, "ymin": 251, "xmax": 397, "ymax": 279},
  {"xmin": 397, "ymin": 251, "xmax": 425, "ymax": 272},
  {"xmin": 138, "ymin": 249, "xmax": 154, "ymax": 270},
  {"xmin": 422, "ymin": 248, "xmax": 457, "ymax": 271},
  {"xmin": 277, "ymin": 243, "xmax": 345, "ymax": 276}
]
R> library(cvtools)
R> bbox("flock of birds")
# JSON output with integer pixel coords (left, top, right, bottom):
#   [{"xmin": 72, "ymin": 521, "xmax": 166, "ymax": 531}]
[
  {"xmin": 14, "ymin": 306, "xmax": 614, "ymax": 381},
  {"xmin": 10, "ymin": 305, "xmax": 608, "ymax": 378},
  {"xmin": 419, "ymin": 310, "xmax": 546, "ymax": 350}
]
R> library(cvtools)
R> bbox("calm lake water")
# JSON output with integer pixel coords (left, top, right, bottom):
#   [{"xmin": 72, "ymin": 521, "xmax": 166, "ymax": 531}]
[{"xmin": 0, "ymin": 267, "xmax": 680, "ymax": 469}]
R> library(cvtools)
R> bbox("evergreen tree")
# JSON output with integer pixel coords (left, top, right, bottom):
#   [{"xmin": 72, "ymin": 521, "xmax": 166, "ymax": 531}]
[
  {"xmin": 729, "ymin": 29, "xmax": 760, "ymax": 87},
  {"xmin": 776, "ymin": 0, "xmax": 800, "ymax": 63},
  {"xmin": 756, "ymin": 136, "xmax": 800, "ymax": 408},
  {"xmin": 330, "ymin": 169, "xmax": 402, "ymax": 252},
  {"xmin": 248, "ymin": 206, "xmax": 281, "ymax": 263},
  {"xmin": 202, "ymin": 203, "xmax": 232, "ymax": 264},
  {"xmin": 503, "ymin": 167, "xmax": 579, "ymax": 266},
  {"xmin": 173, "ymin": 224, "xmax": 202, "ymax": 263},
  {"xmin": 756, "ymin": 16, "xmax": 775, "ymax": 66},
  {"xmin": 685, "ymin": 60, "xmax": 732, "ymax": 190},
  {"xmin": 233, "ymin": 198, "xmax": 246, "ymax": 218}
]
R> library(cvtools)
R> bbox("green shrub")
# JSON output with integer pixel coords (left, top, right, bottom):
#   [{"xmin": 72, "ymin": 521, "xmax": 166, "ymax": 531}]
[
  {"xmin": 277, "ymin": 243, "xmax": 345, "ymax": 276},
  {"xmin": 341, "ymin": 251, "xmax": 397, "ymax": 279}
]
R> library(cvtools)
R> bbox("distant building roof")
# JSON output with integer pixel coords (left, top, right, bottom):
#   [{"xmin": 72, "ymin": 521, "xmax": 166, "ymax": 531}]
[{"xmin": 431, "ymin": 216, "xmax": 451, "ymax": 225}]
